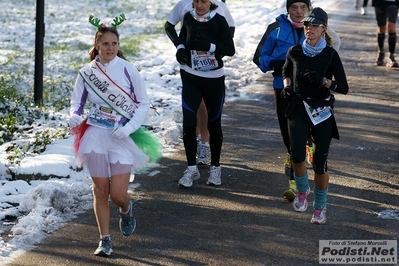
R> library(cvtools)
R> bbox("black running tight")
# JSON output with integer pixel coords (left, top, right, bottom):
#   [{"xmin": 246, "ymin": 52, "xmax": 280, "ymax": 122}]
[
  {"xmin": 181, "ymin": 72, "xmax": 225, "ymax": 166},
  {"xmin": 288, "ymin": 102, "xmax": 334, "ymax": 175}
]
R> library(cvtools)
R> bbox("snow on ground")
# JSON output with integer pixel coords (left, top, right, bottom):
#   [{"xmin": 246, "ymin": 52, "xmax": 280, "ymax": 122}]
[{"xmin": 0, "ymin": 0, "xmax": 397, "ymax": 263}]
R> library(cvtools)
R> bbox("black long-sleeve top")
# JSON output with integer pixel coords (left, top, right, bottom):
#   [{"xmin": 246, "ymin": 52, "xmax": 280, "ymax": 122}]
[
  {"xmin": 164, "ymin": 21, "xmax": 235, "ymax": 47},
  {"xmin": 177, "ymin": 12, "xmax": 235, "ymax": 71},
  {"xmin": 282, "ymin": 44, "xmax": 349, "ymax": 100},
  {"xmin": 372, "ymin": 0, "xmax": 399, "ymax": 8}
]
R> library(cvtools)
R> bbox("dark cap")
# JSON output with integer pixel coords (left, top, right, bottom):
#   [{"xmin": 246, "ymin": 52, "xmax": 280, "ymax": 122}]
[
  {"xmin": 286, "ymin": 0, "xmax": 310, "ymax": 11},
  {"xmin": 301, "ymin": 7, "xmax": 328, "ymax": 25}
]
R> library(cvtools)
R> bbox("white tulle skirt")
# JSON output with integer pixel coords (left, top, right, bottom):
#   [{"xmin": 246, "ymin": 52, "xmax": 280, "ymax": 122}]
[{"xmin": 75, "ymin": 126, "xmax": 149, "ymax": 172}]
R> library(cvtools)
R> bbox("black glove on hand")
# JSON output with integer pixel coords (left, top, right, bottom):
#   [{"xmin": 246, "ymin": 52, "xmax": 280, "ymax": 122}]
[
  {"xmin": 303, "ymin": 69, "xmax": 323, "ymax": 85},
  {"xmin": 269, "ymin": 60, "xmax": 285, "ymax": 75},
  {"xmin": 176, "ymin": 49, "xmax": 188, "ymax": 65},
  {"xmin": 281, "ymin": 86, "xmax": 293, "ymax": 99},
  {"xmin": 189, "ymin": 40, "xmax": 211, "ymax": 51}
]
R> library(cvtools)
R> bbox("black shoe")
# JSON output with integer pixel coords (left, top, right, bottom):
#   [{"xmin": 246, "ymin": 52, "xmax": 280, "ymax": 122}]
[
  {"xmin": 386, "ymin": 55, "xmax": 398, "ymax": 68},
  {"xmin": 376, "ymin": 52, "xmax": 385, "ymax": 66}
]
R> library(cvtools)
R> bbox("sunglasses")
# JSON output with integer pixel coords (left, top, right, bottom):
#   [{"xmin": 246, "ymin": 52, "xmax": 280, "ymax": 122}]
[{"xmin": 303, "ymin": 21, "xmax": 325, "ymax": 28}]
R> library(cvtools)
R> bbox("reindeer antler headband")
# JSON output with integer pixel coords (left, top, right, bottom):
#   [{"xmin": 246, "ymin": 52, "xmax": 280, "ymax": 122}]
[
  {"xmin": 88, "ymin": 14, "xmax": 126, "ymax": 55},
  {"xmin": 88, "ymin": 13, "xmax": 126, "ymax": 31}
]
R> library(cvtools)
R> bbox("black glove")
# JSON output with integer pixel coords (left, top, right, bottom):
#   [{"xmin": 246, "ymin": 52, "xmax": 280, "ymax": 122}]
[
  {"xmin": 189, "ymin": 40, "xmax": 211, "ymax": 51},
  {"xmin": 281, "ymin": 86, "xmax": 293, "ymax": 99},
  {"xmin": 269, "ymin": 60, "xmax": 285, "ymax": 75},
  {"xmin": 303, "ymin": 69, "xmax": 323, "ymax": 85},
  {"xmin": 176, "ymin": 49, "xmax": 188, "ymax": 65}
]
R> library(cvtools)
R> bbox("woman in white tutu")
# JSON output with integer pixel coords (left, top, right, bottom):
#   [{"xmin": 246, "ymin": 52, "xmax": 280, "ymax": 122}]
[{"xmin": 69, "ymin": 14, "xmax": 161, "ymax": 256}]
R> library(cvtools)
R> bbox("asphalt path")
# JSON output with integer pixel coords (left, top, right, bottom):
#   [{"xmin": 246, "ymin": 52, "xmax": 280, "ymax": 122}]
[{"xmin": 7, "ymin": 1, "xmax": 399, "ymax": 265}]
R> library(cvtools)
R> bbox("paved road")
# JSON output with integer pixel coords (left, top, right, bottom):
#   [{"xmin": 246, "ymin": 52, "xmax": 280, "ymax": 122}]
[{"xmin": 7, "ymin": 2, "xmax": 399, "ymax": 265}]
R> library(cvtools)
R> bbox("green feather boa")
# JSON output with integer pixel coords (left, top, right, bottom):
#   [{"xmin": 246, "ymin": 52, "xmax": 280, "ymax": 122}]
[{"xmin": 130, "ymin": 127, "xmax": 162, "ymax": 163}]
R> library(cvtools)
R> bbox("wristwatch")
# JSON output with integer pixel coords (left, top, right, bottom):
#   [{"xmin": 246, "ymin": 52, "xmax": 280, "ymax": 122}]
[{"xmin": 322, "ymin": 77, "xmax": 328, "ymax": 86}]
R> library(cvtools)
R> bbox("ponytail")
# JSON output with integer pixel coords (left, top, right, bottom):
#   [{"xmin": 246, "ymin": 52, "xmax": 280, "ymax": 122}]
[{"xmin": 325, "ymin": 32, "xmax": 333, "ymax": 47}]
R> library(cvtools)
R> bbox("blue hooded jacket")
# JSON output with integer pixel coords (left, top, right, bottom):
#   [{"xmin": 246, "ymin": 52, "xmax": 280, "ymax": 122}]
[{"xmin": 258, "ymin": 14, "xmax": 305, "ymax": 89}]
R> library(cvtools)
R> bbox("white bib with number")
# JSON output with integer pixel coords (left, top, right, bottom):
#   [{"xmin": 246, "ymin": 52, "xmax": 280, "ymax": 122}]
[
  {"xmin": 190, "ymin": 50, "xmax": 218, "ymax": 71},
  {"xmin": 303, "ymin": 101, "xmax": 332, "ymax": 125},
  {"xmin": 87, "ymin": 103, "xmax": 122, "ymax": 129}
]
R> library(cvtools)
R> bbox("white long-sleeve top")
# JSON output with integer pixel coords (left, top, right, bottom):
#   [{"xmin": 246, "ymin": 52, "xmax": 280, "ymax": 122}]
[
  {"xmin": 326, "ymin": 26, "xmax": 341, "ymax": 52},
  {"xmin": 70, "ymin": 56, "xmax": 150, "ymax": 133},
  {"xmin": 167, "ymin": 0, "xmax": 235, "ymax": 27}
]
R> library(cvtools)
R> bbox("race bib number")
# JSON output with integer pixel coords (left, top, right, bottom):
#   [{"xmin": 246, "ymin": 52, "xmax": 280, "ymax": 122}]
[
  {"xmin": 190, "ymin": 50, "xmax": 218, "ymax": 71},
  {"xmin": 303, "ymin": 101, "xmax": 332, "ymax": 125},
  {"xmin": 86, "ymin": 104, "xmax": 121, "ymax": 129}
]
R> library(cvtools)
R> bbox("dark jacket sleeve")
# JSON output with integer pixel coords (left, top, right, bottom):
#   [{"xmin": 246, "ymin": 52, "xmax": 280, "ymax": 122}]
[
  {"xmin": 214, "ymin": 15, "xmax": 235, "ymax": 57},
  {"xmin": 177, "ymin": 14, "xmax": 188, "ymax": 47},
  {"xmin": 164, "ymin": 21, "xmax": 179, "ymax": 47},
  {"xmin": 282, "ymin": 48, "xmax": 293, "ymax": 82},
  {"xmin": 330, "ymin": 50, "xmax": 349, "ymax": 95},
  {"xmin": 229, "ymin": 27, "xmax": 235, "ymax": 39}
]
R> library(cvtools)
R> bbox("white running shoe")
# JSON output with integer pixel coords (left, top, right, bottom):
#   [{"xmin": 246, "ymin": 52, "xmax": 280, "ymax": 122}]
[
  {"xmin": 361, "ymin": 7, "xmax": 367, "ymax": 15},
  {"xmin": 311, "ymin": 207, "xmax": 327, "ymax": 224},
  {"xmin": 178, "ymin": 167, "xmax": 200, "ymax": 187},
  {"xmin": 207, "ymin": 166, "xmax": 221, "ymax": 186},
  {"xmin": 293, "ymin": 187, "xmax": 310, "ymax": 212},
  {"xmin": 197, "ymin": 142, "xmax": 210, "ymax": 165}
]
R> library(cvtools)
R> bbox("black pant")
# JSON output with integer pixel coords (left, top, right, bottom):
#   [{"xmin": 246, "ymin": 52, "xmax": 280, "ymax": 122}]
[
  {"xmin": 274, "ymin": 89, "xmax": 291, "ymax": 153},
  {"xmin": 288, "ymin": 102, "xmax": 334, "ymax": 175},
  {"xmin": 181, "ymin": 71, "xmax": 225, "ymax": 166}
]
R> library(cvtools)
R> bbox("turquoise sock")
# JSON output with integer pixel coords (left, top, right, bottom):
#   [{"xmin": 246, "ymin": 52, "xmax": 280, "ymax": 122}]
[
  {"xmin": 294, "ymin": 171, "xmax": 309, "ymax": 192},
  {"xmin": 313, "ymin": 186, "xmax": 328, "ymax": 209}
]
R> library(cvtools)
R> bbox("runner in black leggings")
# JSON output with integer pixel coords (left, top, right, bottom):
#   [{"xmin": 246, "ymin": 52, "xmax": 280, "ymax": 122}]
[
  {"xmin": 372, "ymin": 0, "xmax": 399, "ymax": 67},
  {"xmin": 282, "ymin": 8, "xmax": 349, "ymax": 224},
  {"xmin": 181, "ymin": 72, "xmax": 225, "ymax": 168},
  {"xmin": 175, "ymin": 0, "xmax": 235, "ymax": 188}
]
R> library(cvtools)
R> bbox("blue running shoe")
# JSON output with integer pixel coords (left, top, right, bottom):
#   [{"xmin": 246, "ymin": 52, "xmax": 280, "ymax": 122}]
[
  {"xmin": 119, "ymin": 200, "xmax": 136, "ymax": 236},
  {"xmin": 94, "ymin": 236, "xmax": 113, "ymax": 256}
]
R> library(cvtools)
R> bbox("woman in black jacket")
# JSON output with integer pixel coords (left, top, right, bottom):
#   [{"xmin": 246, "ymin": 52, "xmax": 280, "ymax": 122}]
[{"xmin": 282, "ymin": 7, "xmax": 349, "ymax": 224}]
